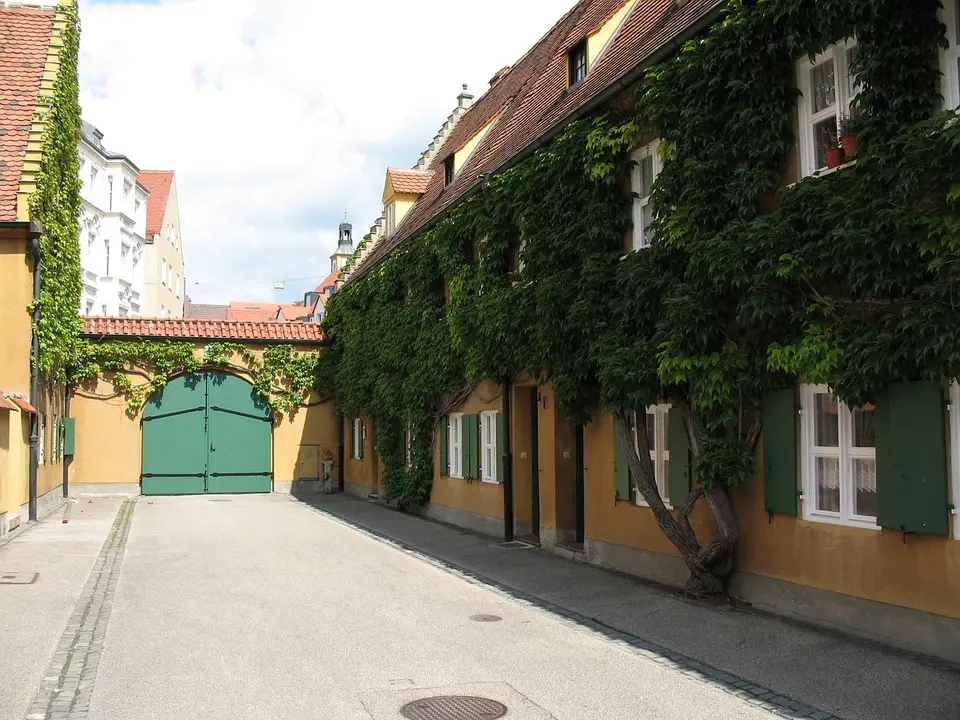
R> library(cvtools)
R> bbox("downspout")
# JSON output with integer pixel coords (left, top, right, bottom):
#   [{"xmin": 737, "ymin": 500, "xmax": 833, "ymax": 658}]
[
  {"xmin": 501, "ymin": 379, "xmax": 514, "ymax": 542},
  {"xmin": 337, "ymin": 410, "xmax": 345, "ymax": 492},
  {"xmin": 28, "ymin": 220, "xmax": 43, "ymax": 522},
  {"xmin": 63, "ymin": 385, "xmax": 71, "ymax": 499}
]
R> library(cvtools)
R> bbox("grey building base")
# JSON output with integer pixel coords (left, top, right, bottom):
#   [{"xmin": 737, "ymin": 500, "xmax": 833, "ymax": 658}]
[
  {"xmin": 419, "ymin": 502, "xmax": 502, "ymax": 538},
  {"xmin": 72, "ymin": 482, "xmax": 141, "ymax": 497},
  {"xmin": 279, "ymin": 479, "xmax": 339, "ymax": 495},
  {"xmin": 0, "ymin": 484, "xmax": 66, "ymax": 540},
  {"xmin": 586, "ymin": 537, "xmax": 960, "ymax": 664},
  {"xmin": 728, "ymin": 572, "xmax": 960, "ymax": 664},
  {"xmin": 344, "ymin": 481, "xmax": 373, "ymax": 500},
  {"xmin": 540, "ymin": 527, "xmax": 580, "ymax": 552}
]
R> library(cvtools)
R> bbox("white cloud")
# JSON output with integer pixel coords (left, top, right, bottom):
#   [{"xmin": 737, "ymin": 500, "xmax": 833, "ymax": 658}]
[{"xmin": 78, "ymin": 0, "xmax": 576, "ymax": 304}]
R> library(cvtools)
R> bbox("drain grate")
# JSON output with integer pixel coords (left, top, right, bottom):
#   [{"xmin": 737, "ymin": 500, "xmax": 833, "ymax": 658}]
[
  {"xmin": 0, "ymin": 572, "xmax": 38, "ymax": 585},
  {"xmin": 400, "ymin": 696, "xmax": 508, "ymax": 720},
  {"xmin": 469, "ymin": 614, "xmax": 502, "ymax": 622}
]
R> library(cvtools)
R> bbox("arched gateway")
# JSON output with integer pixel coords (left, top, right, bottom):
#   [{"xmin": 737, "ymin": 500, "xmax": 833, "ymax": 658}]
[{"xmin": 141, "ymin": 371, "xmax": 272, "ymax": 495}]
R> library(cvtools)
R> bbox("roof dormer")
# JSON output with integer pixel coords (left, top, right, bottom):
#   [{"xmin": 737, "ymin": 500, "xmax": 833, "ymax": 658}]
[{"xmin": 382, "ymin": 168, "xmax": 432, "ymax": 236}]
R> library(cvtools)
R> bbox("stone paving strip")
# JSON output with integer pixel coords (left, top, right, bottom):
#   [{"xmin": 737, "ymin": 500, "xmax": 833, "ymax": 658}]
[
  {"xmin": 24, "ymin": 499, "xmax": 135, "ymax": 720},
  {"xmin": 299, "ymin": 498, "xmax": 840, "ymax": 720}
]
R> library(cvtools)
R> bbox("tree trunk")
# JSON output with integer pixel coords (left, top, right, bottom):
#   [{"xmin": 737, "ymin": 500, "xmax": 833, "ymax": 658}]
[{"xmin": 614, "ymin": 407, "xmax": 741, "ymax": 597}]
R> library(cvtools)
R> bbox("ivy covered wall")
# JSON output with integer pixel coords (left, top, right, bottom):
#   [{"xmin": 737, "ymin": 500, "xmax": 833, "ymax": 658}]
[{"xmin": 321, "ymin": 0, "xmax": 960, "ymax": 591}]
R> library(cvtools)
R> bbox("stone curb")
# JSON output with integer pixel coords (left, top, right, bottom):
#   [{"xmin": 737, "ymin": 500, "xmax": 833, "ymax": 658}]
[
  {"xmin": 23, "ymin": 499, "xmax": 136, "ymax": 720},
  {"xmin": 297, "ymin": 498, "xmax": 843, "ymax": 720}
]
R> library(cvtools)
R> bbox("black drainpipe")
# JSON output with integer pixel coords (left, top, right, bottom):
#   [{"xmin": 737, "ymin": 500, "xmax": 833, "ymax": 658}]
[
  {"xmin": 337, "ymin": 410, "xmax": 345, "ymax": 492},
  {"xmin": 62, "ymin": 385, "xmax": 71, "ymax": 499},
  {"xmin": 501, "ymin": 379, "xmax": 514, "ymax": 542},
  {"xmin": 28, "ymin": 220, "xmax": 43, "ymax": 522}
]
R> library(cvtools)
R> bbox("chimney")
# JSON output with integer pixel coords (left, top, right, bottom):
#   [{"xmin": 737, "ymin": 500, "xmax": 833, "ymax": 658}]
[
  {"xmin": 489, "ymin": 66, "xmax": 511, "ymax": 88},
  {"xmin": 457, "ymin": 84, "xmax": 474, "ymax": 110}
]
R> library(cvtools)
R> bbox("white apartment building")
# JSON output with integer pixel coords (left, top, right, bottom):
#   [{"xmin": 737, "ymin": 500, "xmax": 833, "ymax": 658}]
[{"xmin": 78, "ymin": 121, "xmax": 148, "ymax": 317}]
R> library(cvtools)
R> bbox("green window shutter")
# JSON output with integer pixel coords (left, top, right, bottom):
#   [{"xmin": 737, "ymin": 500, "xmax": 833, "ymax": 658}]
[
  {"xmin": 465, "ymin": 414, "xmax": 480, "ymax": 479},
  {"xmin": 613, "ymin": 420, "xmax": 631, "ymax": 501},
  {"xmin": 762, "ymin": 388, "xmax": 798, "ymax": 516},
  {"xmin": 439, "ymin": 416, "xmax": 449, "ymax": 476},
  {"xmin": 876, "ymin": 381, "xmax": 949, "ymax": 535},
  {"xmin": 359, "ymin": 421, "xmax": 365, "ymax": 459},
  {"xmin": 496, "ymin": 412, "xmax": 504, "ymax": 483},
  {"xmin": 63, "ymin": 418, "xmax": 75, "ymax": 456},
  {"xmin": 667, "ymin": 408, "xmax": 690, "ymax": 507}
]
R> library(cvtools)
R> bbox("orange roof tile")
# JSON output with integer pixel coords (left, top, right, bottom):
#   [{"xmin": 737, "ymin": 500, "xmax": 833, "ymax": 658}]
[
  {"xmin": 275, "ymin": 302, "xmax": 313, "ymax": 321},
  {"xmin": 137, "ymin": 170, "xmax": 174, "ymax": 237},
  {"xmin": 0, "ymin": 395, "xmax": 18, "ymax": 411},
  {"xmin": 82, "ymin": 317, "xmax": 325, "ymax": 343},
  {"xmin": 226, "ymin": 302, "xmax": 282, "ymax": 322},
  {"xmin": 0, "ymin": 7, "xmax": 55, "ymax": 221},
  {"xmin": 387, "ymin": 168, "xmax": 433, "ymax": 195},
  {"xmin": 349, "ymin": 0, "xmax": 721, "ymax": 283},
  {"xmin": 315, "ymin": 271, "xmax": 340, "ymax": 294}
]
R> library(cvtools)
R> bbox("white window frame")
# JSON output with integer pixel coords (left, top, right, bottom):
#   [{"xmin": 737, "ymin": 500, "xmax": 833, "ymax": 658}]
[
  {"xmin": 633, "ymin": 404, "xmax": 671, "ymax": 506},
  {"xmin": 942, "ymin": 0, "xmax": 960, "ymax": 110},
  {"xmin": 948, "ymin": 382, "xmax": 960, "ymax": 540},
  {"xmin": 449, "ymin": 413, "xmax": 463, "ymax": 479},
  {"xmin": 800, "ymin": 384, "xmax": 878, "ymax": 529},
  {"xmin": 386, "ymin": 202, "xmax": 396, "ymax": 236},
  {"xmin": 480, "ymin": 411, "xmax": 498, "ymax": 483},
  {"xmin": 797, "ymin": 39, "xmax": 860, "ymax": 177},
  {"xmin": 631, "ymin": 139, "xmax": 661, "ymax": 250},
  {"xmin": 352, "ymin": 418, "xmax": 363, "ymax": 459}
]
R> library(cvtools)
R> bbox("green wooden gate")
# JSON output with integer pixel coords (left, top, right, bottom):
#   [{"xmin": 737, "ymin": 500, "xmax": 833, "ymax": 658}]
[{"xmin": 142, "ymin": 372, "xmax": 272, "ymax": 495}]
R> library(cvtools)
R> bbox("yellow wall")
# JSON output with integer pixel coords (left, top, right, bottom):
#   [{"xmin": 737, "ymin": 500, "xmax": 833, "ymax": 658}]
[
  {"xmin": 69, "ymin": 344, "xmax": 336, "ymax": 490},
  {"xmin": 580, "ymin": 409, "xmax": 960, "ymax": 620},
  {"xmin": 344, "ymin": 412, "xmax": 379, "ymax": 493},
  {"xmin": 454, "ymin": 117, "xmax": 497, "ymax": 174},
  {"xmin": 0, "ymin": 229, "xmax": 33, "ymax": 392},
  {"xmin": 587, "ymin": 1, "xmax": 636, "ymax": 68},
  {"xmin": 430, "ymin": 380, "xmax": 504, "ymax": 519}
]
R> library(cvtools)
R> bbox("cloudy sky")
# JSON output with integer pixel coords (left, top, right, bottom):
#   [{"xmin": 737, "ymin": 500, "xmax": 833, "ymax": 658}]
[{"xmin": 78, "ymin": 0, "xmax": 576, "ymax": 305}]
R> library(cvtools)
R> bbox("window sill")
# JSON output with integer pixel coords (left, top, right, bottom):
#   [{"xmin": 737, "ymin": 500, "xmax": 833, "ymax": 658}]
[
  {"xmin": 792, "ymin": 159, "xmax": 857, "ymax": 187},
  {"xmin": 801, "ymin": 510, "xmax": 879, "ymax": 531},
  {"xmin": 481, "ymin": 477, "xmax": 499, "ymax": 485}
]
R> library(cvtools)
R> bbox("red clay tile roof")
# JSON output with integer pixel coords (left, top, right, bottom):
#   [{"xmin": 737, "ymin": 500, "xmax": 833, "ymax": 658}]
[
  {"xmin": 348, "ymin": 0, "xmax": 721, "ymax": 284},
  {"xmin": 315, "ymin": 271, "xmax": 340, "ymax": 294},
  {"xmin": 0, "ymin": 7, "xmax": 55, "ymax": 221},
  {"xmin": 2, "ymin": 393, "xmax": 38, "ymax": 413},
  {"xmin": 185, "ymin": 302, "xmax": 229, "ymax": 320},
  {"xmin": 387, "ymin": 168, "xmax": 433, "ymax": 195},
  {"xmin": 82, "ymin": 317, "xmax": 325, "ymax": 343},
  {"xmin": 226, "ymin": 302, "xmax": 283, "ymax": 322},
  {"xmin": 275, "ymin": 302, "xmax": 313, "ymax": 321},
  {"xmin": 0, "ymin": 395, "xmax": 19, "ymax": 411},
  {"xmin": 137, "ymin": 170, "xmax": 174, "ymax": 237}
]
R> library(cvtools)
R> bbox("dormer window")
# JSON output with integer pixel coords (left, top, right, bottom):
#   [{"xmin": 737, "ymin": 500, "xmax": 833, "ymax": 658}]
[
  {"xmin": 568, "ymin": 40, "xmax": 587, "ymax": 86},
  {"xmin": 444, "ymin": 156, "xmax": 455, "ymax": 186},
  {"xmin": 386, "ymin": 202, "xmax": 396, "ymax": 235}
]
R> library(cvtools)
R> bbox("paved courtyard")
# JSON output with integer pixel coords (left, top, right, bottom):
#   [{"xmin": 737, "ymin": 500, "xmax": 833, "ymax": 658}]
[{"xmin": 0, "ymin": 494, "xmax": 957, "ymax": 720}]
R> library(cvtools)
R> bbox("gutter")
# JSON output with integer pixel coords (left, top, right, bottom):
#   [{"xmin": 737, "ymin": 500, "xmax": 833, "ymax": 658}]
[
  {"xmin": 28, "ymin": 219, "xmax": 43, "ymax": 523},
  {"xmin": 346, "ymin": 0, "xmax": 726, "ymax": 286}
]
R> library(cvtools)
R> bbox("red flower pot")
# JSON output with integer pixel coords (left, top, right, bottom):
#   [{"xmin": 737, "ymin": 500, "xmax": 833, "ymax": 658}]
[
  {"xmin": 826, "ymin": 146, "xmax": 845, "ymax": 169},
  {"xmin": 841, "ymin": 132, "xmax": 859, "ymax": 158}
]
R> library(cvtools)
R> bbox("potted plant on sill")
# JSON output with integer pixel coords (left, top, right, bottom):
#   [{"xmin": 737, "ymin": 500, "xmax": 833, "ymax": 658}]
[
  {"xmin": 825, "ymin": 141, "xmax": 845, "ymax": 169},
  {"xmin": 838, "ymin": 110, "xmax": 859, "ymax": 158}
]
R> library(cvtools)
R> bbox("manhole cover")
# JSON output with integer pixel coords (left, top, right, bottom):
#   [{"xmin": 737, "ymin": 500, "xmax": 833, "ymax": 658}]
[
  {"xmin": 400, "ymin": 696, "xmax": 507, "ymax": 720},
  {"xmin": 469, "ymin": 614, "xmax": 502, "ymax": 622},
  {"xmin": 0, "ymin": 572, "xmax": 38, "ymax": 585}
]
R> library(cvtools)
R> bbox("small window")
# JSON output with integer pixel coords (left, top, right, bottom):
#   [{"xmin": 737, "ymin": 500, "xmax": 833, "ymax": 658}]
[
  {"xmin": 481, "ymin": 411, "xmax": 498, "ymax": 483},
  {"xmin": 123, "ymin": 179, "xmax": 132, "ymax": 199},
  {"xmin": 797, "ymin": 39, "xmax": 860, "ymax": 176},
  {"xmin": 449, "ymin": 413, "xmax": 463, "ymax": 478},
  {"xmin": 801, "ymin": 384, "xmax": 877, "ymax": 528},
  {"xmin": 386, "ymin": 202, "xmax": 396, "ymax": 235},
  {"xmin": 631, "ymin": 140, "xmax": 661, "ymax": 250},
  {"xmin": 108, "ymin": 176, "xmax": 114, "ymax": 211},
  {"xmin": 90, "ymin": 166, "xmax": 98, "ymax": 183},
  {"xmin": 632, "ymin": 405, "xmax": 671, "ymax": 504},
  {"xmin": 85, "ymin": 300, "xmax": 94, "ymax": 315},
  {"xmin": 352, "ymin": 418, "xmax": 364, "ymax": 459},
  {"xmin": 444, "ymin": 156, "xmax": 455, "ymax": 187},
  {"xmin": 942, "ymin": 0, "xmax": 960, "ymax": 110},
  {"xmin": 568, "ymin": 40, "xmax": 587, "ymax": 86}
]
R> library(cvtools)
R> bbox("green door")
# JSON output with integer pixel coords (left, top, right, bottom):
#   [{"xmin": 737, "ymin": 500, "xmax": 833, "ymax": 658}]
[
  {"xmin": 206, "ymin": 372, "xmax": 273, "ymax": 494},
  {"xmin": 141, "ymin": 372, "xmax": 272, "ymax": 495}
]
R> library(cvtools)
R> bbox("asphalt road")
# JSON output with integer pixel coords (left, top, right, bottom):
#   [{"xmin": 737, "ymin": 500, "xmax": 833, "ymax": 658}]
[{"xmin": 83, "ymin": 494, "xmax": 771, "ymax": 719}]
